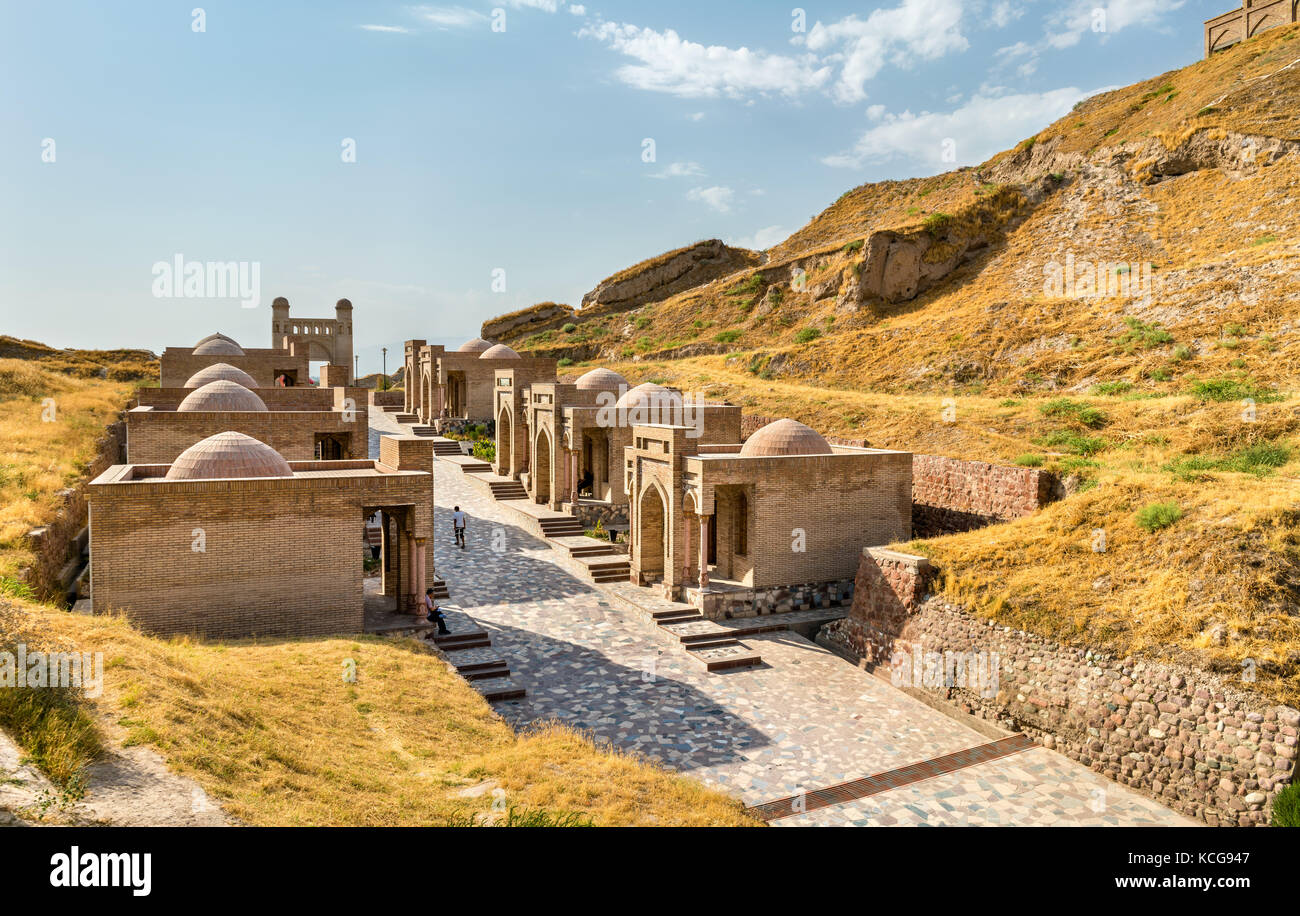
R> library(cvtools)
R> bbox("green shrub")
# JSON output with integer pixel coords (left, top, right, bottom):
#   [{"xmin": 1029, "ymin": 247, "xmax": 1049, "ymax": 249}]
[
  {"xmin": 557, "ymin": 357, "xmax": 573, "ymax": 368},
  {"xmin": 1116, "ymin": 317, "xmax": 1173, "ymax": 351},
  {"xmin": 472, "ymin": 440, "xmax": 496, "ymax": 462},
  {"xmin": 923, "ymin": 212, "xmax": 951, "ymax": 236},
  {"xmin": 1090, "ymin": 381, "xmax": 1132, "ymax": 396},
  {"xmin": 1135, "ymin": 501, "xmax": 1182, "ymax": 532},
  {"xmin": 1036, "ymin": 430, "xmax": 1108, "ymax": 456},
  {"xmin": 1272, "ymin": 783, "xmax": 1300, "ymax": 827},
  {"xmin": 794, "ymin": 327, "xmax": 821, "ymax": 344},
  {"xmin": 1172, "ymin": 344, "xmax": 1193, "ymax": 361},
  {"xmin": 561, "ymin": 323, "xmax": 577, "ymax": 334},
  {"xmin": 1186, "ymin": 377, "xmax": 1283, "ymax": 403},
  {"xmin": 1039, "ymin": 398, "xmax": 1108, "ymax": 428},
  {"xmin": 842, "ymin": 239, "xmax": 864, "ymax": 254},
  {"xmin": 714, "ymin": 330, "xmax": 742, "ymax": 344},
  {"xmin": 1014, "ymin": 454, "xmax": 1044, "ymax": 467}
]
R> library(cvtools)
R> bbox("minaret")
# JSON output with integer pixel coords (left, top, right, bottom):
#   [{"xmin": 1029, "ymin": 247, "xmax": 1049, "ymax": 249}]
[
  {"xmin": 335, "ymin": 298, "xmax": 354, "ymax": 384},
  {"xmin": 271, "ymin": 296, "xmax": 290, "ymax": 349}
]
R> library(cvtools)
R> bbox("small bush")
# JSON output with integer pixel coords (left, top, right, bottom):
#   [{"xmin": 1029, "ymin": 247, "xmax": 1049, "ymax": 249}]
[
  {"xmin": 1116, "ymin": 317, "xmax": 1173, "ymax": 351},
  {"xmin": 1135, "ymin": 501, "xmax": 1182, "ymax": 532},
  {"xmin": 714, "ymin": 330, "xmax": 742, "ymax": 344},
  {"xmin": 471, "ymin": 440, "xmax": 496, "ymax": 462},
  {"xmin": 1186, "ymin": 377, "xmax": 1283, "ymax": 403},
  {"xmin": 561, "ymin": 323, "xmax": 577, "ymax": 334},
  {"xmin": 1090, "ymin": 381, "xmax": 1132, "ymax": 396},
  {"xmin": 794, "ymin": 328, "xmax": 821, "ymax": 344},
  {"xmin": 1039, "ymin": 398, "xmax": 1108, "ymax": 428},
  {"xmin": 1272, "ymin": 783, "xmax": 1300, "ymax": 827},
  {"xmin": 557, "ymin": 357, "xmax": 573, "ymax": 368},
  {"xmin": 1014, "ymin": 454, "xmax": 1044, "ymax": 467},
  {"xmin": 923, "ymin": 212, "xmax": 951, "ymax": 236},
  {"xmin": 1036, "ymin": 430, "xmax": 1108, "ymax": 456}
]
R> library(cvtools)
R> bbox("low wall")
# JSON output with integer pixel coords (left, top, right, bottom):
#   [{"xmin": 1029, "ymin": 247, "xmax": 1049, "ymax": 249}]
[
  {"xmin": 690, "ymin": 577, "xmax": 854, "ymax": 620},
  {"xmin": 370, "ymin": 389, "xmax": 404, "ymax": 408},
  {"xmin": 911, "ymin": 454, "xmax": 1057, "ymax": 537},
  {"xmin": 821, "ymin": 547, "xmax": 1299, "ymax": 826}
]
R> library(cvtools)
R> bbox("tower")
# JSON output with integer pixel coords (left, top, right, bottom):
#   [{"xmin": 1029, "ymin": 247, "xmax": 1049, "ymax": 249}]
[{"xmin": 335, "ymin": 298, "xmax": 354, "ymax": 384}]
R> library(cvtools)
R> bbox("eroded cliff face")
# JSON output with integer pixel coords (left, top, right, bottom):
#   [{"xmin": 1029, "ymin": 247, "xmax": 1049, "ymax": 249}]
[{"xmin": 579, "ymin": 239, "xmax": 761, "ymax": 316}]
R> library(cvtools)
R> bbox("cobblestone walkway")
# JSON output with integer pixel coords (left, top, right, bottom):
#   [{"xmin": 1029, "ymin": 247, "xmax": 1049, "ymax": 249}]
[{"xmin": 372, "ymin": 415, "xmax": 1196, "ymax": 826}]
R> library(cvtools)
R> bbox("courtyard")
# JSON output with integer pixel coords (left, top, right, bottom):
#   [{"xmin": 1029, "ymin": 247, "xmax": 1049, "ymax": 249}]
[{"xmin": 370, "ymin": 411, "xmax": 1196, "ymax": 827}]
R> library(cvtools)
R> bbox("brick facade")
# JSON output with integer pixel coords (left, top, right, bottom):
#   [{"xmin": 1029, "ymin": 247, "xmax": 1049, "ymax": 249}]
[
  {"xmin": 158, "ymin": 347, "xmax": 311, "ymax": 388},
  {"xmin": 911, "ymin": 453, "xmax": 1057, "ymax": 537}
]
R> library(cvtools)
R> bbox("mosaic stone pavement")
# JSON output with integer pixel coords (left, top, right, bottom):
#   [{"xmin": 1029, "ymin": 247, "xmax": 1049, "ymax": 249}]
[{"xmin": 370, "ymin": 414, "xmax": 1197, "ymax": 826}]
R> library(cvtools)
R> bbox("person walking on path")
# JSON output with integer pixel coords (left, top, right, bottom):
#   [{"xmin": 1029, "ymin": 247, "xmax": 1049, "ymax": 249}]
[{"xmin": 452, "ymin": 506, "xmax": 467, "ymax": 549}]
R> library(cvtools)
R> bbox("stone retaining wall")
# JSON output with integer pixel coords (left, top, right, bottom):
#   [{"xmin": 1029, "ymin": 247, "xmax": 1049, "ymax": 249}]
[
  {"xmin": 691, "ymin": 577, "xmax": 854, "ymax": 620},
  {"xmin": 821, "ymin": 547, "xmax": 1298, "ymax": 826},
  {"xmin": 911, "ymin": 454, "xmax": 1058, "ymax": 537}
]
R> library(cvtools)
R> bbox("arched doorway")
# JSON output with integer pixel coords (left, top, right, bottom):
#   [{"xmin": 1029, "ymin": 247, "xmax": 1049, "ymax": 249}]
[
  {"xmin": 535, "ymin": 427, "xmax": 552, "ymax": 504},
  {"xmin": 637, "ymin": 484, "xmax": 667, "ymax": 582},
  {"xmin": 497, "ymin": 405, "xmax": 512, "ymax": 477}
]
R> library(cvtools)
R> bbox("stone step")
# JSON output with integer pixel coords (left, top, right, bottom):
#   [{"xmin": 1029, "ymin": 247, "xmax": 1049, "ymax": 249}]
[
  {"xmin": 472, "ymin": 677, "xmax": 527, "ymax": 702},
  {"xmin": 432, "ymin": 631, "xmax": 491, "ymax": 651},
  {"xmin": 591, "ymin": 569, "xmax": 631, "ymax": 583},
  {"xmin": 461, "ymin": 663, "xmax": 512, "ymax": 682},
  {"xmin": 684, "ymin": 641, "xmax": 762, "ymax": 672},
  {"xmin": 381, "ymin": 405, "xmax": 405, "ymax": 413},
  {"xmin": 395, "ymin": 413, "xmax": 418, "ymax": 424},
  {"xmin": 431, "ymin": 441, "xmax": 463, "ymax": 455},
  {"xmin": 568, "ymin": 543, "xmax": 617, "ymax": 557},
  {"xmin": 652, "ymin": 609, "xmax": 704, "ymax": 625},
  {"xmin": 429, "ymin": 578, "xmax": 450, "ymax": 600}
]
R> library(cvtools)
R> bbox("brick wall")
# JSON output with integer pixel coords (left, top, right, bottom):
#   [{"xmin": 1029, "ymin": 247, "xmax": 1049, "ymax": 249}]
[
  {"xmin": 822, "ymin": 548, "xmax": 1299, "ymax": 826},
  {"xmin": 740, "ymin": 414, "xmax": 868, "ymax": 448},
  {"xmin": 87, "ymin": 465, "xmax": 431, "ymax": 639},
  {"xmin": 911, "ymin": 454, "xmax": 1057, "ymax": 537},
  {"xmin": 126, "ymin": 408, "xmax": 367, "ymax": 463},
  {"xmin": 136, "ymin": 387, "xmax": 335, "ymax": 411},
  {"xmin": 158, "ymin": 348, "xmax": 310, "ymax": 388}
]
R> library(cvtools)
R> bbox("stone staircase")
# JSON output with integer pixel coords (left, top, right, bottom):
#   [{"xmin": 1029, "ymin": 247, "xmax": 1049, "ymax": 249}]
[
  {"xmin": 395, "ymin": 412, "xmax": 419, "ymax": 425},
  {"xmin": 489, "ymin": 479, "xmax": 528, "ymax": 501},
  {"xmin": 536, "ymin": 515, "xmax": 584, "ymax": 537},
  {"xmin": 430, "ymin": 613, "xmax": 526, "ymax": 702},
  {"xmin": 430, "ymin": 438, "xmax": 463, "ymax": 456}
]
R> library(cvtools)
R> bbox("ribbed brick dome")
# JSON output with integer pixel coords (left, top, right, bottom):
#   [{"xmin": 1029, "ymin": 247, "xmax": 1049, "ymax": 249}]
[
  {"xmin": 177, "ymin": 380, "xmax": 268, "ymax": 412},
  {"xmin": 193, "ymin": 334, "xmax": 245, "ymax": 356},
  {"xmin": 739, "ymin": 419, "xmax": 833, "ymax": 457},
  {"xmin": 457, "ymin": 338, "xmax": 493, "ymax": 353},
  {"xmin": 479, "ymin": 343, "xmax": 521, "ymax": 359},
  {"xmin": 165, "ymin": 432, "xmax": 293, "ymax": 480},
  {"xmin": 574, "ymin": 367, "xmax": 628, "ymax": 392},
  {"xmin": 184, "ymin": 363, "xmax": 259, "ymax": 389},
  {"xmin": 615, "ymin": 383, "xmax": 682, "ymax": 411}
]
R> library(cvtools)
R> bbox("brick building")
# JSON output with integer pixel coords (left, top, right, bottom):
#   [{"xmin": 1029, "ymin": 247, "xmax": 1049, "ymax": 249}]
[
  {"xmin": 127, "ymin": 377, "xmax": 369, "ymax": 464},
  {"xmin": 87, "ymin": 431, "xmax": 439, "ymax": 639},
  {"xmin": 626, "ymin": 418, "xmax": 912, "ymax": 618},
  {"xmin": 159, "ymin": 332, "xmax": 311, "ymax": 388},
  {"xmin": 403, "ymin": 338, "xmax": 557, "ymax": 428},
  {"xmin": 494, "ymin": 373, "xmax": 743, "ymax": 520},
  {"xmin": 1205, "ymin": 1, "xmax": 1298, "ymax": 56}
]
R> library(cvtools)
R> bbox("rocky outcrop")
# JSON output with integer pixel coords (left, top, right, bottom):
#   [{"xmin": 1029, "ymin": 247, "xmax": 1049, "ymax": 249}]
[
  {"xmin": 481, "ymin": 301, "xmax": 575, "ymax": 343},
  {"xmin": 580, "ymin": 240, "xmax": 760, "ymax": 316}
]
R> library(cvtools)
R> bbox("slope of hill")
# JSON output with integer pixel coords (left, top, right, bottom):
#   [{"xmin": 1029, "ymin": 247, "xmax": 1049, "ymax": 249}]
[{"xmin": 483, "ymin": 25, "xmax": 1300, "ymax": 705}]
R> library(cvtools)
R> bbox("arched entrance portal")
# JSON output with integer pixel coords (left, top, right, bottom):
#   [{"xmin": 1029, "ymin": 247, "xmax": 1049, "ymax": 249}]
[
  {"xmin": 535, "ymin": 427, "xmax": 552, "ymax": 505},
  {"xmin": 636, "ymin": 484, "xmax": 667, "ymax": 583}
]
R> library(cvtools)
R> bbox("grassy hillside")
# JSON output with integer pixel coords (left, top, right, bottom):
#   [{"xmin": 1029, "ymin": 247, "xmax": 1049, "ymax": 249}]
[
  {"xmin": 501, "ymin": 26, "xmax": 1300, "ymax": 705},
  {"xmin": 1, "ymin": 597, "xmax": 759, "ymax": 826}
]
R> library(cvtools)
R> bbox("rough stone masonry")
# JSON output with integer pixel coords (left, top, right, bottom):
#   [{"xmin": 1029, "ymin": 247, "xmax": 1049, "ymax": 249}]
[{"xmin": 822, "ymin": 547, "xmax": 1299, "ymax": 826}]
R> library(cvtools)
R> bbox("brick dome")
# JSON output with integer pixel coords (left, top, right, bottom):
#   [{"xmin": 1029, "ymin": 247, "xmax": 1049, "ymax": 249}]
[
  {"xmin": 457, "ymin": 338, "xmax": 493, "ymax": 353},
  {"xmin": 615, "ymin": 383, "xmax": 681, "ymax": 411},
  {"xmin": 193, "ymin": 334, "xmax": 245, "ymax": 356},
  {"xmin": 479, "ymin": 343, "xmax": 521, "ymax": 359},
  {"xmin": 177, "ymin": 380, "xmax": 268, "ymax": 412},
  {"xmin": 574, "ymin": 367, "xmax": 628, "ymax": 392},
  {"xmin": 165, "ymin": 432, "xmax": 293, "ymax": 481},
  {"xmin": 184, "ymin": 363, "xmax": 259, "ymax": 389},
  {"xmin": 739, "ymin": 419, "xmax": 833, "ymax": 457}
]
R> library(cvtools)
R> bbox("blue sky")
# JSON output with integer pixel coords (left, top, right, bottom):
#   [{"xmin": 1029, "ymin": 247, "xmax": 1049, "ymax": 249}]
[{"xmin": 1, "ymin": 0, "xmax": 1220, "ymax": 374}]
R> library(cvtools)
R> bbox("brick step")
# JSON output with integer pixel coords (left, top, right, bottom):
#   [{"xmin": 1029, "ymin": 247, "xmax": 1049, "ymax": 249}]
[
  {"xmin": 431, "ymin": 441, "xmax": 463, "ymax": 455},
  {"xmin": 451, "ymin": 656, "xmax": 509, "ymax": 674},
  {"xmin": 381, "ymin": 405, "xmax": 405, "ymax": 413},
  {"xmin": 411, "ymin": 426, "xmax": 437, "ymax": 437},
  {"xmin": 490, "ymin": 485, "xmax": 528, "ymax": 500},
  {"xmin": 472, "ymin": 677, "xmax": 527, "ymax": 702},
  {"xmin": 653, "ymin": 609, "xmax": 704, "ymax": 625},
  {"xmin": 569, "ymin": 543, "xmax": 617, "ymax": 557},
  {"xmin": 395, "ymin": 413, "xmax": 418, "ymax": 424},
  {"xmin": 429, "ymin": 580, "xmax": 450, "ymax": 600},
  {"xmin": 677, "ymin": 633, "xmax": 740, "ymax": 649},
  {"xmin": 590, "ymin": 569, "xmax": 631, "ymax": 583},
  {"xmin": 432, "ymin": 632, "xmax": 491, "ymax": 651},
  {"xmin": 461, "ymin": 663, "xmax": 512, "ymax": 682},
  {"xmin": 539, "ymin": 521, "xmax": 585, "ymax": 536}
]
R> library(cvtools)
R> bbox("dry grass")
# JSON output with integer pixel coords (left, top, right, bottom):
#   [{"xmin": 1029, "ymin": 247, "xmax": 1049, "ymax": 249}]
[
  {"xmin": 0, "ymin": 360, "xmax": 136, "ymax": 584},
  {"xmin": 1, "ymin": 598, "xmax": 759, "ymax": 826}
]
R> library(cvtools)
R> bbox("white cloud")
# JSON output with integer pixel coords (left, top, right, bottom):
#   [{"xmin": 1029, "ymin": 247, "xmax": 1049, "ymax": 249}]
[
  {"xmin": 360, "ymin": 24, "xmax": 411, "ymax": 33},
  {"xmin": 651, "ymin": 161, "xmax": 706, "ymax": 179},
  {"xmin": 568, "ymin": 3, "xmax": 587, "ymax": 15},
  {"xmin": 823, "ymin": 87, "xmax": 1091, "ymax": 169},
  {"xmin": 730, "ymin": 225, "xmax": 787, "ymax": 250},
  {"xmin": 505, "ymin": 0, "xmax": 560, "ymax": 11},
  {"xmin": 688, "ymin": 111, "xmax": 705, "ymax": 121},
  {"xmin": 578, "ymin": 20, "xmax": 831, "ymax": 99},
  {"xmin": 687, "ymin": 185, "xmax": 735, "ymax": 213},
  {"xmin": 990, "ymin": 0, "xmax": 1023, "ymax": 28},
  {"xmin": 1045, "ymin": 0, "xmax": 1186, "ymax": 50},
  {"xmin": 799, "ymin": 0, "xmax": 970, "ymax": 104},
  {"xmin": 411, "ymin": 5, "xmax": 487, "ymax": 28}
]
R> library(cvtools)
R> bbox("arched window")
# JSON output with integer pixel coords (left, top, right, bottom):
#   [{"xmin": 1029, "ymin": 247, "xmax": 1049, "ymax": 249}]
[{"xmin": 735, "ymin": 491, "xmax": 748, "ymax": 556}]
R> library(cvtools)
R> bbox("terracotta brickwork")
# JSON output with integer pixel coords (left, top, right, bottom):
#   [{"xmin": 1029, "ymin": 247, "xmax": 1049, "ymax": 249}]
[
  {"xmin": 1205, "ymin": 1, "xmax": 1296, "ymax": 56},
  {"xmin": 126, "ymin": 396, "xmax": 367, "ymax": 464},
  {"xmin": 137, "ymin": 386, "xmax": 335, "ymax": 411},
  {"xmin": 822, "ymin": 548, "xmax": 1299, "ymax": 826},
  {"xmin": 158, "ymin": 347, "xmax": 310, "ymax": 388},
  {"xmin": 87, "ymin": 438, "xmax": 433, "ymax": 640},
  {"xmin": 911, "ymin": 453, "xmax": 1057, "ymax": 537},
  {"xmin": 741, "ymin": 414, "xmax": 869, "ymax": 448}
]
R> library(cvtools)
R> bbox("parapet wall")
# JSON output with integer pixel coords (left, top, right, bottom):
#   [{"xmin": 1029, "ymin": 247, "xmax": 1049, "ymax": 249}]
[
  {"xmin": 911, "ymin": 453, "xmax": 1057, "ymax": 537},
  {"xmin": 821, "ymin": 548, "xmax": 1299, "ymax": 826}
]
